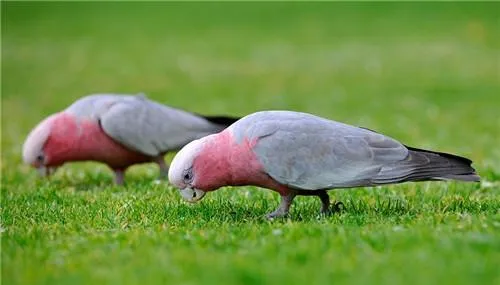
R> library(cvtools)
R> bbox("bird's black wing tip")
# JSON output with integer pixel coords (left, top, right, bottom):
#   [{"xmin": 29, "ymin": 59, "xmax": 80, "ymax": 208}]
[
  {"xmin": 198, "ymin": 114, "xmax": 241, "ymax": 127},
  {"xmin": 404, "ymin": 145, "xmax": 474, "ymax": 165}
]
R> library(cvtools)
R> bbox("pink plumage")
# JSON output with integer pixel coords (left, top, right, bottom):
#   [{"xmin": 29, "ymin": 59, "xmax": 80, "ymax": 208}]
[
  {"xmin": 190, "ymin": 130, "xmax": 286, "ymax": 193},
  {"xmin": 45, "ymin": 113, "xmax": 151, "ymax": 168}
]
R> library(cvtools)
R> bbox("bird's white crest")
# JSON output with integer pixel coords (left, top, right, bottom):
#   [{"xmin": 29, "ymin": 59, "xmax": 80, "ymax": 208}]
[
  {"xmin": 168, "ymin": 135, "xmax": 213, "ymax": 188},
  {"xmin": 22, "ymin": 114, "xmax": 57, "ymax": 165}
]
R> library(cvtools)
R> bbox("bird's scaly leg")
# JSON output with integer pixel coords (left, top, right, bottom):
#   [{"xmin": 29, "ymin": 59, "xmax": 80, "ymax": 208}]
[
  {"xmin": 266, "ymin": 192, "xmax": 296, "ymax": 219},
  {"xmin": 114, "ymin": 169, "xmax": 125, "ymax": 186},
  {"xmin": 318, "ymin": 190, "xmax": 330, "ymax": 214},
  {"xmin": 154, "ymin": 156, "xmax": 169, "ymax": 179}
]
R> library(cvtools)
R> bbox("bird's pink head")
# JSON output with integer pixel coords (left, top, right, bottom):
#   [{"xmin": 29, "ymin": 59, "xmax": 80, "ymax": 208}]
[
  {"xmin": 168, "ymin": 131, "xmax": 235, "ymax": 203},
  {"xmin": 22, "ymin": 114, "xmax": 58, "ymax": 176},
  {"xmin": 22, "ymin": 112, "xmax": 79, "ymax": 176},
  {"xmin": 169, "ymin": 135, "xmax": 211, "ymax": 203}
]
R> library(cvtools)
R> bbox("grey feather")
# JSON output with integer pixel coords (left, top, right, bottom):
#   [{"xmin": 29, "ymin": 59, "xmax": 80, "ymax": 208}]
[
  {"xmin": 230, "ymin": 111, "xmax": 479, "ymax": 190},
  {"xmin": 372, "ymin": 146, "xmax": 480, "ymax": 183},
  {"xmin": 66, "ymin": 94, "xmax": 233, "ymax": 156}
]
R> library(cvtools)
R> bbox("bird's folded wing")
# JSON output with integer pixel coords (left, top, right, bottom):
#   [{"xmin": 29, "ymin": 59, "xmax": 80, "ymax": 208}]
[
  {"xmin": 99, "ymin": 96, "xmax": 220, "ymax": 156},
  {"xmin": 244, "ymin": 112, "xmax": 409, "ymax": 190}
]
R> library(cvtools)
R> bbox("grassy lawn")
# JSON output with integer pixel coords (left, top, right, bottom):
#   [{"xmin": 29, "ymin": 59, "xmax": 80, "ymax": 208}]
[{"xmin": 2, "ymin": 2, "xmax": 500, "ymax": 285}]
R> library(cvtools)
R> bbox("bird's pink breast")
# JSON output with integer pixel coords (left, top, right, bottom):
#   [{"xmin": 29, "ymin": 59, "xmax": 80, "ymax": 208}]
[
  {"xmin": 193, "ymin": 130, "xmax": 289, "ymax": 194},
  {"xmin": 45, "ymin": 113, "xmax": 151, "ymax": 169}
]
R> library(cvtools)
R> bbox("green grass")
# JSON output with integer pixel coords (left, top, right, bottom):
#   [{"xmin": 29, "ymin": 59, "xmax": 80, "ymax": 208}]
[{"xmin": 2, "ymin": 2, "xmax": 500, "ymax": 285}]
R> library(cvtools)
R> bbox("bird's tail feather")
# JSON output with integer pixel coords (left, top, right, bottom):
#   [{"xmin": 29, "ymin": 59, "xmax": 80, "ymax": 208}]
[
  {"xmin": 198, "ymin": 114, "xmax": 240, "ymax": 127},
  {"xmin": 373, "ymin": 146, "xmax": 480, "ymax": 184}
]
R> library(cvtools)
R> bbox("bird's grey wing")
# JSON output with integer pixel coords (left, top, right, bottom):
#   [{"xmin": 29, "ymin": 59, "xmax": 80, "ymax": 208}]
[
  {"xmin": 100, "ymin": 96, "xmax": 223, "ymax": 156},
  {"xmin": 238, "ymin": 111, "xmax": 409, "ymax": 190}
]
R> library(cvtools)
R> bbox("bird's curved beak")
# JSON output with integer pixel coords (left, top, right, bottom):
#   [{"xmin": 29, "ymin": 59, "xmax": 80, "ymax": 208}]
[
  {"xmin": 37, "ymin": 166, "xmax": 57, "ymax": 177},
  {"xmin": 179, "ymin": 187, "xmax": 206, "ymax": 203}
]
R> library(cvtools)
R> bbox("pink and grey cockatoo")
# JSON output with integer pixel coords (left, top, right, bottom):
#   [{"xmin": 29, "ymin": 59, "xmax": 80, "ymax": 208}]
[
  {"xmin": 168, "ymin": 111, "xmax": 480, "ymax": 218},
  {"xmin": 22, "ymin": 93, "xmax": 239, "ymax": 185}
]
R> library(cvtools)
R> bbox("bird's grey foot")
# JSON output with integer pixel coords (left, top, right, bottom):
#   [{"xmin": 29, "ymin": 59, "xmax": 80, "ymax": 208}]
[
  {"xmin": 155, "ymin": 156, "xmax": 169, "ymax": 179},
  {"xmin": 266, "ymin": 193, "xmax": 296, "ymax": 219},
  {"xmin": 318, "ymin": 191, "xmax": 343, "ymax": 215},
  {"xmin": 332, "ymin": 201, "xmax": 344, "ymax": 213},
  {"xmin": 318, "ymin": 190, "xmax": 330, "ymax": 214},
  {"xmin": 114, "ymin": 169, "xmax": 125, "ymax": 186}
]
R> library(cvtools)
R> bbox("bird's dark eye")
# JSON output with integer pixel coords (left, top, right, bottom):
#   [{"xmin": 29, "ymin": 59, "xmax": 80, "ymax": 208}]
[
  {"xmin": 183, "ymin": 169, "xmax": 193, "ymax": 182},
  {"xmin": 36, "ymin": 155, "xmax": 44, "ymax": 162}
]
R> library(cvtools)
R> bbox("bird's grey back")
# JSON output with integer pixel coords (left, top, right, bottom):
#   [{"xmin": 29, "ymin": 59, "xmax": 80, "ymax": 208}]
[
  {"xmin": 66, "ymin": 94, "xmax": 230, "ymax": 156},
  {"xmin": 65, "ymin": 94, "xmax": 128, "ymax": 118}
]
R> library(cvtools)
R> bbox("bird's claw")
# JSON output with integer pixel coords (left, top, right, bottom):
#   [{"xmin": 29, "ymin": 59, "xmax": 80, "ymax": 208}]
[
  {"xmin": 265, "ymin": 210, "xmax": 289, "ymax": 220},
  {"xmin": 332, "ymin": 201, "xmax": 344, "ymax": 212},
  {"xmin": 319, "ymin": 201, "xmax": 344, "ymax": 216}
]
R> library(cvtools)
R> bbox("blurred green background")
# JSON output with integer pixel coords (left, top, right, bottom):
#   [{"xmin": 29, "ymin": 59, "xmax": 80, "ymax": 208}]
[{"xmin": 2, "ymin": 2, "xmax": 499, "ymax": 285}]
